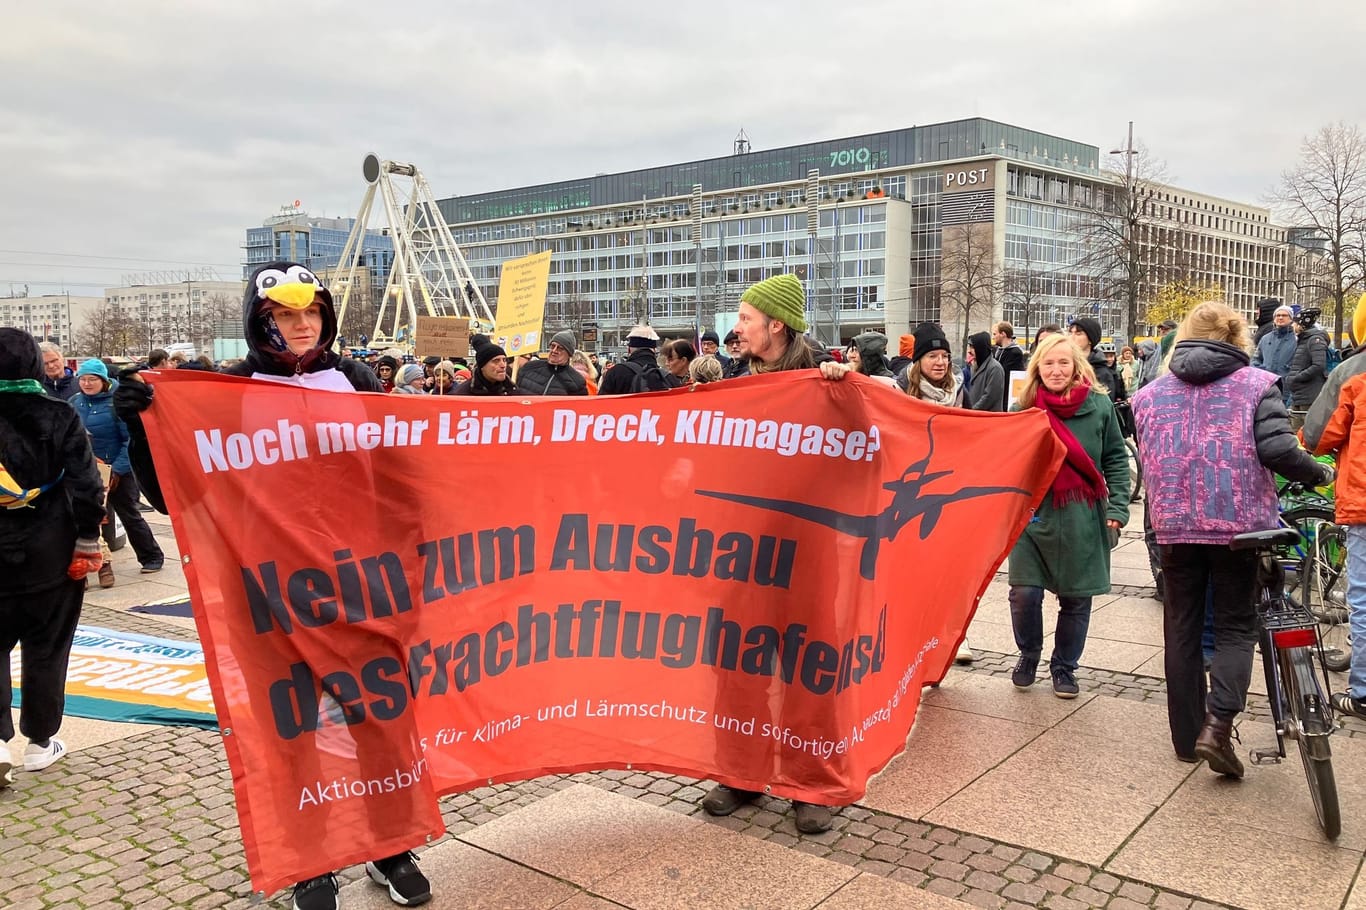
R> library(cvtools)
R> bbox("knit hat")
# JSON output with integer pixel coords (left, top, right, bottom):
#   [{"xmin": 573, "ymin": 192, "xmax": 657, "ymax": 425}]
[
  {"xmin": 1069, "ymin": 317, "xmax": 1101, "ymax": 348},
  {"xmin": 740, "ymin": 274, "xmax": 807, "ymax": 332},
  {"xmin": 898, "ymin": 334, "xmax": 915, "ymax": 359},
  {"xmin": 549, "ymin": 330, "xmax": 577, "ymax": 357},
  {"xmin": 910, "ymin": 323, "xmax": 950, "ymax": 363},
  {"xmin": 626, "ymin": 323, "xmax": 660, "ymax": 349},
  {"xmin": 723, "ymin": 329, "xmax": 739, "ymax": 345},
  {"xmin": 701, "ymin": 330, "xmax": 720, "ymax": 345},
  {"xmin": 76, "ymin": 358, "xmax": 111, "ymax": 382},
  {"xmin": 0, "ymin": 328, "xmax": 42, "ymax": 381},
  {"xmin": 471, "ymin": 334, "xmax": 507, "ymax": 370},
  {"xmin": 433, "ymin": 360, "xmax": 457, "ymax": 379},
  {"xmin": 398, "ymin": 364, "xmax": 424, "ymax": 386},
  {"xmin": 376, "ymin": 355, "xmax": 399, "ymax": 375}
]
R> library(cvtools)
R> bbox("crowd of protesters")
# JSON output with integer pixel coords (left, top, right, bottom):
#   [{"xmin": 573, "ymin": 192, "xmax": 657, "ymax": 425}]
[{"xmin": 5, "ymin": 256, "xmax": 1363, "ymax": 909}]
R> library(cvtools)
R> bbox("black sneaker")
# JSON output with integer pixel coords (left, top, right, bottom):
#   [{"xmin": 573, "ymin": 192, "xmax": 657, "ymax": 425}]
[
  {"xmin": 292, "ymin": 873, "xmax": 339, "ymax": 910},
  {"xmin": 1051, "ymin": 668, "xmax": 1080, "ymax": 699},
  {"xmin": 701, "ymin": 783, "xmax": 760, "ymax": 816},
  {"xmin": 1332, "ymin": 692, "xmax": 1366, "ymax": 721},
  {"xmin": 367, "ymin": 851, "xmax": 431, "ymax": 906},
  {"xmin": 1011, "ymin": 656, "xmax": 1039, "ymax": 690}
]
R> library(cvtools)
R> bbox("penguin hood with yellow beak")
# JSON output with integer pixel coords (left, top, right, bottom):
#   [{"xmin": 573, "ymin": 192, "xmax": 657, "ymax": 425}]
[{"xmin": 242, "ymin": 260, "xmax": 339, "ymax": 374}]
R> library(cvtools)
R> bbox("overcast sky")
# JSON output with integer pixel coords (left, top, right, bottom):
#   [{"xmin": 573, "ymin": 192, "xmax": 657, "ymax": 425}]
[{"xmin": 4, "ymin": 0, "xmax": 1363, "ymax": 297}]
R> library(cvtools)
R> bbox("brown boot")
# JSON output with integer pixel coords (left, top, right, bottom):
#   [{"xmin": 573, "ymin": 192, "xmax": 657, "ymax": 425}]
[{"xmin": 1194, "ymin": 712, "xmax": 1244, "ymax": 779}]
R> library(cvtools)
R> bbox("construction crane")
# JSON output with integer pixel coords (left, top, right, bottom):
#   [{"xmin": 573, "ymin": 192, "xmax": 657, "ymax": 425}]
[{"xmin": 332, "ymin": 154, "xmax": 494, "ymax": 348}]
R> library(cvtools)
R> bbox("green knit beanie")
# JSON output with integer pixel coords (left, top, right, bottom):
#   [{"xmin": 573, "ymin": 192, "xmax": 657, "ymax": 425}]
[{"xmin": 741, "ymin": 274, "xmax": 807, "ymax": 332}]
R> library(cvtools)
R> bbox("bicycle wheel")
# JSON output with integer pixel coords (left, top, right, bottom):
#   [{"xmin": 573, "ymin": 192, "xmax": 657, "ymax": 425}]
[
  {"xmin": 1125, "ymin": 438, "xmax": 1143, "ymax": 503},
  {"xmin": 1283, "ymin": 506, "xmax": 1350, "ymax": 673},
  {"xmin": 1282, "ymin": 646, "xmax": 1341, "ymax": 839}
]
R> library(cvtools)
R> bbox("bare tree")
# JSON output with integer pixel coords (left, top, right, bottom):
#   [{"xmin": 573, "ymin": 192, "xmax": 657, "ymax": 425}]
[
  {"xmin": 1076, "ymin": 139, "xmax": 1172, "ymax": 346},
  {"xmin": 74, "ymin": 301, "xmax": 137, "ymax": 359},
  {"xmin": 939, "ymin": 222, "xmax": 1001, "ymax": 355},
  {"xmin": 1273, "ymin": 123, "xmax": 1366, "ymax": 345},
  {"xmin": 200, "ymin": 292, "xmax": 240, "ymax": 348},
  {"xmin": 1002, "ymin": 242, "xmax": 1050, "ymax": 346}
]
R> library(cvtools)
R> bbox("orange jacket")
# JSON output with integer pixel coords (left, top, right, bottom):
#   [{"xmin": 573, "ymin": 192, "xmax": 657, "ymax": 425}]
[{"xmin": 1303, "ymin": 353, "xmax": 1366, "ymax": 523}]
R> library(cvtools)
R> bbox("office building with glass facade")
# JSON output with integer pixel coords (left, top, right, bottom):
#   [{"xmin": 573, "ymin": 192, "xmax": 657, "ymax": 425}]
[
  {"xmin": 434, "ymin": 118, "xmax": 1287, "ymax": 350},
  {"xmin": 242, "ymin": 211, "xmax": 394, "ymax": 284}
]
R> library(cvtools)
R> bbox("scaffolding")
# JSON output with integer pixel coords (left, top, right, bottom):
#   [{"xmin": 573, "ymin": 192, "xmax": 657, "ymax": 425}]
[{"xmin": 333, "ymin": 154, "xmax": 493, "ymax": 347}]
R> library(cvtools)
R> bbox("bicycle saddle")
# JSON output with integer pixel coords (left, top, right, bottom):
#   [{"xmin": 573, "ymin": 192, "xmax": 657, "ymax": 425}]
[{"xmin": 1229, "ymin": 527, "xmax": 1302, "ymax": 551}]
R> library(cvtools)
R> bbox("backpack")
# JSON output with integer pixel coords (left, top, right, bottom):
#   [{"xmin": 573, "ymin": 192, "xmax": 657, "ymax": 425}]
[
  {"xmin": 620, "ymin": 359, "xmax": 672, "ymax": 393},
  {"xmin": 1325, "ymin": 346, "xmax": 1343, "ymax": 373}
]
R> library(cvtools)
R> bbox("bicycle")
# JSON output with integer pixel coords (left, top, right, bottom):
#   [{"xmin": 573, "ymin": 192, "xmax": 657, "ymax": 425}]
[
  {"xmin": 1233, "ymin": 525, "xmax": 1341, "ymax": 840},
  {"xmin": 1114, "ymin": 401, "xmax": 1142, "ymax": 503},
  {"xmin": 1278, "ymin": 478, "xmax": 1350, "ymax": 673}
]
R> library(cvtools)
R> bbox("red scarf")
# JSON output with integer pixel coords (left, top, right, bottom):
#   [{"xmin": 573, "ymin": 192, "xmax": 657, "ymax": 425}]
[{"xmin": 1035, "ymin": 382, "xmax": 1108, "ymax": 508}]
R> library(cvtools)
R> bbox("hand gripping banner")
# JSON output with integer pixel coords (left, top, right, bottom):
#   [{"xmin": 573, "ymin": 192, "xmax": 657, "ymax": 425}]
[{"xmin": 141, "ymin": 369, "xmax": 1063, "ymax": 893}]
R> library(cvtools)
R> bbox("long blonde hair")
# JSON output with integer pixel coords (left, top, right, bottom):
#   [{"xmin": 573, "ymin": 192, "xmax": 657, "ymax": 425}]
[
  {"xmin": 1175, "ymin": 301, "xmax": 1251, "ymax": 352},
  {"xmin": 1017, "ymin": 334, "xmax": 1098, "ymax": 409}
]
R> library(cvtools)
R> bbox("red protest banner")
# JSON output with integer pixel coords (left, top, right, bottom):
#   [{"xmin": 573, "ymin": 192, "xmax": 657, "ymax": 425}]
[{"xmin": 141, "ymin": 369, "xmax": 1062, "ymax": 894}]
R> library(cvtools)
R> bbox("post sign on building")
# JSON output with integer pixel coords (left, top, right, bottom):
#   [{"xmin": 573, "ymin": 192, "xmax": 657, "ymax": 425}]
[
  {"xmin": 942, "ymin": 165, "xmax": 995, "ymax": 193},
  {"xmin": 493, "ymin": 249, "xmax": 553, "ymax": 355},
  {"xmin": 414, "ymin": 316, "xmax": 470, "ymax": 358}
]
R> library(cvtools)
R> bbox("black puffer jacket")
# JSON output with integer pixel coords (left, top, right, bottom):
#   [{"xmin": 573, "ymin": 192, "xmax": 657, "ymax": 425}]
[
  {"xmin": 516, "ymin": 357, "xmax": 588, "ymax": 395},
  {"xmin": 1159, "ymin": 339, "xmax": 1329, "ymax": 483},
  {"xmin": 1287, "ymin": 325, "xmax": 1330, "ymax": 408},
  {"xmin": 0, "ymin": 329, "xmax": 106, "ymax": 594}
]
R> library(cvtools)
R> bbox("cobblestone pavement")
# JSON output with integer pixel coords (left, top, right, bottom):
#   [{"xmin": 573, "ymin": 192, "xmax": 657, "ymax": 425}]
[
  {"xmin": 3, "ymin": 525, "xmax": 1360, "ymax": 909},
  {"xmin": 1, "ymin": 592, "xmax": 1296, "ymax": 910}
]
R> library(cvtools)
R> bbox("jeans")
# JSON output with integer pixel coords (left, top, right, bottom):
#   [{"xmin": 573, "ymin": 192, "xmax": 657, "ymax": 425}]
[
  {"xmin": 1159, "ymin": 543, "xmax": 1258, "ymax": 756},
  {"xmin": 1345, "ymin": 525, "xmax": 1366, "ymax": 699},
  {"xmin": 107, "ymin": 472, "xmax": 163, "ymax": 568},
  {"xmin": 1008, "ymin": 586, "xmax": 1092, "ymax": 673}
]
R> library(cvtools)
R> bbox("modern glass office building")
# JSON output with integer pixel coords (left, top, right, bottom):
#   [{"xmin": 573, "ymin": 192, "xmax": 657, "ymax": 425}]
[
  {"xmin": 242, "ymin": 211, "xmax": 394, "ymax": 284},
  {"xmin": 434, "ymin": 118, "xmax": 1287, "ymax": 349}
]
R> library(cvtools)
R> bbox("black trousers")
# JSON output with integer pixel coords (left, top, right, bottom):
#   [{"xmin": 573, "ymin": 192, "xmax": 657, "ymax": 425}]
[
  {"xmin": 1159, "ymin": 543, "xmax": 1259, "ymax": 756},
  {"xmin": 1, "ymin": 578, "xmax": 85, "ymax": 742},
  {"xmin": 108, "ymin": 472, "xmax": 163, "ymax": 567}
]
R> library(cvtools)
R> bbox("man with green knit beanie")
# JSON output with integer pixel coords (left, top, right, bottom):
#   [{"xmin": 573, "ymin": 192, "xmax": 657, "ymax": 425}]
[
  {"xmin": 703, "ymin": 272, "xmax": 850, "ymax": 835},
  {"xmin": 730, "ymin": 273, "xmax": 825, "ymax": 373}
]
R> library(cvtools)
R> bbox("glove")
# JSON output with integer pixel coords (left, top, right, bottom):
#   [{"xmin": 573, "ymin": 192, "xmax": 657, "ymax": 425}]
[
  {"xmin": 112, "ymin": 372, "xmax": 154, "ymax": 423},
  {"xmin": 1107, "ymin": 524, "xmax": 1121, "ymax": 550},
  {"xmin": 68, "ymin": 537, "xmax": 103, "ymax": 580},
  {"xmin": 1319, "ymin": 466, "xmax": 1336, "ymax": 488}
]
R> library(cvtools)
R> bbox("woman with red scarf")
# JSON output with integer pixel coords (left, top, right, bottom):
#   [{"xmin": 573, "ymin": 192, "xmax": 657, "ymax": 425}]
[{"xmin": 1008, "ymin": 333, "xmax": 1131, "ymax": 697}]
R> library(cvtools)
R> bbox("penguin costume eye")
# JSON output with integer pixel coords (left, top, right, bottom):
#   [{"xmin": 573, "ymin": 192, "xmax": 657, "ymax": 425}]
[
  {"xmin": 286, "ymin": 265, "xmax": 319, "ymax": 286},
  {"xmin": 254, "ymin": 268, "xmax": 288, "ymax": 295}
]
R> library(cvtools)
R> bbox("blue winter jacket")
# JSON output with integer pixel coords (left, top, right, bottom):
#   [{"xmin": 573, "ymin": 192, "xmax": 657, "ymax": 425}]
[
  {"xmin": 72, "ymin": 386, "xmax": 131, "ymax": 475},
  {"xmin": 1252, "ymin": 324, "xmax": 1296, "ymax": 380}
]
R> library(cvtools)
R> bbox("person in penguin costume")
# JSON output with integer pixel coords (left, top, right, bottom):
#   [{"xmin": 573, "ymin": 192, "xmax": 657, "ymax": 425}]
[{"xmin": 113, "ymin": 265, "xmax": 431, "ymax": 909}]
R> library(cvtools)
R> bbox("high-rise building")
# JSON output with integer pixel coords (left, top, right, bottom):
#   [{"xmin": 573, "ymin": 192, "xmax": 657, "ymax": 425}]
[{"xmin": 433, "ymin": 118, "xmax": 1288, "ymax": 350}]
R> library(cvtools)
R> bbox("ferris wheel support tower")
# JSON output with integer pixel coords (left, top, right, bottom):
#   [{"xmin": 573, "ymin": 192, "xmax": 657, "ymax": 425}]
[{"xmin": 333, "ymin": 154, "xmax": 493, "ymax": 347}]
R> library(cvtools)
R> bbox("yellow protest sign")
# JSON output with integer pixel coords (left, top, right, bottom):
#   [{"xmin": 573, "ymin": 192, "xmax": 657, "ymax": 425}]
[{"xmin": 493, "ymin": 250, "xmax": 552, "ymax": 355}]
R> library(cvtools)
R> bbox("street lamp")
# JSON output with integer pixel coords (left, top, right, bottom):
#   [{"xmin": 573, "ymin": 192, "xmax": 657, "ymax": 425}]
[{"xmin": 1110, "ymin": 121, "xmax": 1139, "ymax": 344}]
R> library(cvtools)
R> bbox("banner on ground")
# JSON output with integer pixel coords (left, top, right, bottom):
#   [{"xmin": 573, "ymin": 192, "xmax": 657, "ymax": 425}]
[
  {"xmin": 14, "ymin": 626, "xmax": 216, "ymax": 728},
  {"xmin": 142, "ymin": 369, "xmax": 1063, "ymax": 893}
]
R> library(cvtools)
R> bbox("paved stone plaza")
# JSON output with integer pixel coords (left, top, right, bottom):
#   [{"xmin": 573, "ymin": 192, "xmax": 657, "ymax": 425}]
[{"xmin": 3, "ymin": 511, "xmax": 1366, "ymax": 910}]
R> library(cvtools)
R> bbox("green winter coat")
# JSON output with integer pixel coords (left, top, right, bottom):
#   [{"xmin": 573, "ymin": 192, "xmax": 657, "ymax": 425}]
[{"xmin": 1008, "ymin": 389, "xmax": 1131, "ymax": 596}]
